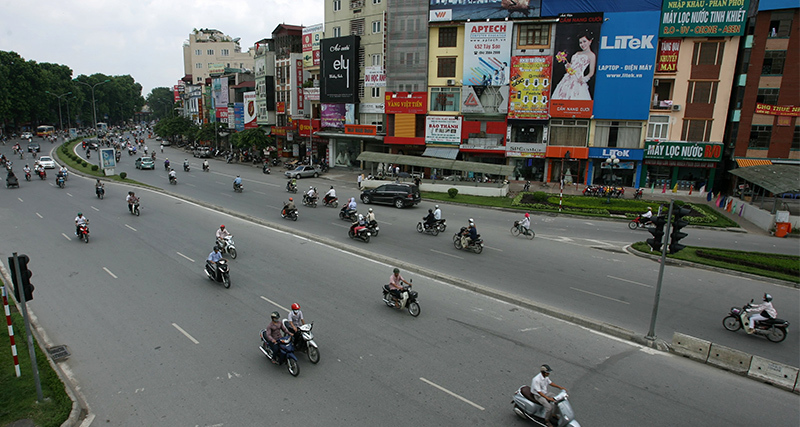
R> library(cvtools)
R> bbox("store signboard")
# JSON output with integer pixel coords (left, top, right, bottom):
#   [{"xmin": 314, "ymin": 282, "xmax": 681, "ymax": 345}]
[
  {"xmin": 321, "ymin": 103, "xmax": 346, "ymax": 128},
  {"xmin": 321, "ymin": 35, "xmax": 360, "ymax": 103},
  {"xmin": 425, "ymin": 116, "xmax": 462, "ymax": 145},
  {"xmin": 302, "ymin": 23, "xmax": 324, "ymax": 68},
  {"xmin": 385, "ymin": 92, "xmax": 428, "ymax": 114},
  {"xmin": 659, "ymin": 0, "xmax": 750, "ymax": 37},
  {"xmin": 656, "ymin": 39, "xmax": 681, "ymax": 73},
  {"xmin": 463, "ymin": 22, "xmax": 513, "ymax": 86},
  {"xmin": 244, "ymin": 92, "xmax": 257, "ymax": 129},
  {"xmin": 506, "ymin": 142, "xmax": 546, "ymax": 158},
  {"xmin": 549, "ymin": 13, "xmax": 603, "ymax": 119},
  {"xmin": 429, "ymin": 0, "xmax": 540, "ymax": 22},
  {"xmin": 643, "ymin": 141, "xmax": 723, "ymax": 161},
  {"xmin": 588, "ymin": 147, "xmax": 644, "ymax": 160},
  {"xmin": 508, "ymin": 56, "xmax": 551, "ymax": 120}
]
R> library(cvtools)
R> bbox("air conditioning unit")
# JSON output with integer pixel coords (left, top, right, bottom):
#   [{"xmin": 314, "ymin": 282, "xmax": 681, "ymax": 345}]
[
  {"xmin": 446, "ymin": 79, "xmax": 457, "ymax": 86},
  {"xmin": 653, "ymin": 79, "xmax": 659, "ymax": 86},
  {"xmin": 671, "ymin": 104, "xmax": 682, "ymax": 111}
]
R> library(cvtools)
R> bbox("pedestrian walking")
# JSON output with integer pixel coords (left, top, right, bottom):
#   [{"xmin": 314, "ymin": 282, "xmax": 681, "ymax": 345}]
[{"xmin": 357, "ymin": 173, "xmax": 363, "ymax": 189}]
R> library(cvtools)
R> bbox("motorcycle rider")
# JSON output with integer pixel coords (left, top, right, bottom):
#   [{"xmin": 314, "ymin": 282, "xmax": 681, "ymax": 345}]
[
  {"xmin": 215, "ymin": 224, "xmax": 232, "ymax": 249},
  {"xmin": 519, "ymin": 212, "xmax": 531, "ymax": 234},
  {"xmin": 126, "ymin": 191, "xmax": 139, "ymax": 213},
  {"xmin": 341, "ymin": 197, "xmax": 357, "ymax": 218},
  {"xmin": 387, "ymin": 268, "xmax": 412, "ymax": 307},
  {"xmin": 742, "ymin": 293, "xmax": 778, "ymax": 334},
  {"xmin": 265, "ymin": 311, "xmax": 290, "ymax": 364},
  {"xmin": 164, "ymin": 158, "xmax": 170, "ymax": 169},
  {"xmin": 366, "ymin": 207, "xmax": 377, "ymax": 226},
  {"xmin": 639, "ymin": 207, "xmax": 653, "ymax": 225},
  {"xmin": 433, "ymin": 205, "xmax": 442, "ymax": 222},
  {"xmin": 286, "ymin": 303, "xmax": 305, "ymax": 344},
  {"xmin": 283, "ymin": 197, "xmax": 297, "ymax": 216},
  {"xmin": 461, "ymin": 220, "xmax": 478, "ymax": 248},
  {"xmin": 206, "ymin": 246, "xmax": 223, "ymax": 281},
  {"xmin": 305, "ymin": 186, "xmax": 317, "ymax": 204},
  {"xmin": 183, "ymin": 159, "xmax": 189, "ymax": 170},
  {"xmin": 323, "ymin": 186, "xmax": 336, "ymax": 204},
  {"xmin": 168, "ymin": 168, "xmax": 177, "ymax": 182},
  {"xmin": 22, "ymin": 164, "xmax": 30, "ymax": 179},
  {"xmin": 351, "ymin": 213, "xmax": 368, "ymax": 236},
  {"xmin": 531, "ymin": 364, "xmax": 567, "ymax": 427},
  {"xmin": 233, "ymin": 175, "xmax": 243, "ymax": 190},
  {"xmin": 286, "ymin": 177, "xmax": 297, "ymax": 192},
  {"xmin": 59, "ymin": 166, "xmax": 69, "ymax": 179},
  {"xmin": 55, "ymin": 168, "xmax": 66, "ymax": 185},
  {"xmin": 202, "ymin": 159, "xmax": 209, "ymax": 171},
  {"xmin": 75, "ymin": 212, "xmax": 88, "ymax": 236},
  {"xmin": 95, "ymin": 179, "xmax": 104, "ymax": 194},
  {"xmin": 423, "ymin": 208, "xmax": 436, "ymax": 230}
]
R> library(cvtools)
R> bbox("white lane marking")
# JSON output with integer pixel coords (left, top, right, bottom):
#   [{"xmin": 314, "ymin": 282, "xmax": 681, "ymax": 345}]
[
  {"xmin": 254, "ymin": 191, "xmax": 266, "ymax": 195},
  {"xmin": 35, "ymin": 213, "xmax": 43, "ymax": 218},
  {"xmin": 91, "ymin": 206, "xmax": 99, "ymax": 211},
  {"xmin": 265, "ymin": 205, "xmax": 280, "ymax": 210},
  {"xmin": 430, "ymin": 249, "xmax": 464, "ymax": 260},
  {"xmin": 214, "ymin": 181, "xmax": 225, "ymax": 185},
  {"xmin": 570, "ymin": 287, "xmax": 630, "ymax": 305},
  {"xmin": 519, "ymin": 327, "xmax": 540, "ymax": 332},
  {"xmin": 176, "ymin": 252, "xmax": 195, "ymax": 263},
  {"xmin": 485, "ymin": 246, "xmax": 503, "ymax": 252},
  {"xmin": 66, "ymin": 192, "xmax": 73, "ymax": 197},
  {"xmin": 419, "ymin": 377, "xmax": 485, "ymax": 411},
  {"xmin": 262, "ymin": 182, "xmax": 279, "ymax": 187},
  {"xmin": 260, "ymin": 296, "xmax": 289, "ymax": 313},
  {"xmin": 61, "ymin": 233, "xmax": 72, "ymax": 241},
  {"xmin": 330, "ymin": 222, "xmax": 349, "ymax": 229},
  {"xmin": 103, "ymin": 267, "xmax": 118, "ymax": 279},
  {"xmin": 18, "ymin": 197, "xmax": 23, "ymax": 202},
  {"xmin": 172, "ymin": 323, "xmax": 199, "ymax": 344},
  {"xmin": 380, "ymin": 221, "xmax": 393, "ymax": 226},
  {"xmin": 586, "ymin": 239, "xmax": 615, "ymax": 247},
  {"xmin": 221, "ymin": 193, "xmax": 233, "ymax": 197},
  {"xmin": 185, "ymin": 183, "xmax": 196, "ymax": 187},
  {"xmin": 125, "ymin": 224, "xmax": 137, "ymax": 232},
  {"xmin": 607, "ymin": 275, "xmax": 652, "ymax": 288}
]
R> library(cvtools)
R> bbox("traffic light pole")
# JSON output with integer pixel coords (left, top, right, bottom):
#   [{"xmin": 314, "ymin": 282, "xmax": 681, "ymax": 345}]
[
  {"xmin": 11, "ymin": 253, "xmax": 43, "ymax": 402},
  {"xmin": 645, "ymin": 201, "xmax": 674, "ymax": 342}
]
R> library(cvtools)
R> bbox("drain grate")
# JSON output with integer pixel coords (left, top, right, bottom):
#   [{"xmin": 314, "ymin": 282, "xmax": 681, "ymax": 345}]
[{"xmin": 47, "ymin": 345, "xmax": 70, "ymax": 362}]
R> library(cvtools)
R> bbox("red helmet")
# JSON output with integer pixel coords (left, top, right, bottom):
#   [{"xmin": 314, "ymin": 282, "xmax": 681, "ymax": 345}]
[
  {"xmin": 289, "ymin": 197, "xmax": 293, "ymax": 201},
  {"xmin": 525, "ymin": 213, "xmax": 530, "ymax": 218},
  {"xmin": 220, "ymin": 225, "xmax": 225, "ymax": 229},
  {"xmin": 291, "ymin": 303, "xmax": 300, "ymax": 310}
]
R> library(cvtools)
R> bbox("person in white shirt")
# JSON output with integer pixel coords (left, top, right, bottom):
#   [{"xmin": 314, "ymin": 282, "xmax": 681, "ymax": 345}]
[
  {"xmin": 433, "ymin": 205, "xmax": 442, "ymax": 221},
  {"xmin": 640, "ymin": 207, "xmax": 653, "ymax": 225},
  {"xmin": 215, "ymin": 225, "xmax": 231, "ymax": 249},
  {"xmin": 520, "ymin": 213, "xmax": 531, "ymax": 234},
  {"xmin": 531, "ymin": 364, "xmax": 566, "ymax": 426},
  {"xmin": 324, "ymin": 186, "xmax": 336, "ymax": 204},
  {"xmin": 743, "ymin": 293, "xmax": 778, "ymax": 334}
]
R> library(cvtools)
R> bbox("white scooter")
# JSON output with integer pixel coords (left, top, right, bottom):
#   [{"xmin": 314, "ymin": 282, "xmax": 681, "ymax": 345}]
[{"xmin": 512, "ymin": 387, "xmax": 581, "ymax": 427}]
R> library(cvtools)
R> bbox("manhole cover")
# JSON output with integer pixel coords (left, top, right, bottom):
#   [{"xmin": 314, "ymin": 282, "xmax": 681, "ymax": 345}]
[{"xmin": 47, "ymin": 345, "xmax": 70, "ymax": 362}]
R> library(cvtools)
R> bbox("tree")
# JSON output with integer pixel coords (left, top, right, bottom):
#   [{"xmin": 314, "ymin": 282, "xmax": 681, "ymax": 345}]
[
  {"xmin": 153, "ymin": 116, "xmax": 196, "ymax": 142},
  {"xmin": 230, "ymin": 128, "xmax": 272, "ymax": 151},
  {"xmin": 145, "ymin": 87, "xmax": 175, "ymax": 121}
]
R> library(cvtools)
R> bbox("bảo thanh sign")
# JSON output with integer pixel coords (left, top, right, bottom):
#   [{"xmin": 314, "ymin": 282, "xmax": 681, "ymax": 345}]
[{"xmin": 659, "ymin": 0, "xmax": 750, "ymax": 37}]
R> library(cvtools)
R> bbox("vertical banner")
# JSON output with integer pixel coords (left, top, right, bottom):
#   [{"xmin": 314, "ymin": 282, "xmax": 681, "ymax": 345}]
[
  {"xmin": 243, "ymin": 92, "xmax": 257, "ymax": 129},
  {"xmin": 302, "ymin": 24, "xmax": 324, "ymax": 68},
  {"xmin": 321, "ymin": 36, "xmax": 360, "ymax": 103},
  {"xmin": 294, "ymin": 58, "xmax": 305, "ymax": 116},
  {"xmin": 463, "ymin": 22, "xmax": 513, "ymax": 86},
  {"xmin": 234, "ymin": 102, "xmax": 244, "ymax": 131},
  {"xmin": 550, "ymin": 13, "xmax": 603, "ymax": 119},
  {"xmin": 508, "ymin": 56, "xmax": 552, "ymax": 120},
  {"xmin": 656, "ymin": 38, "xmax": 681, "ymax": 73}
]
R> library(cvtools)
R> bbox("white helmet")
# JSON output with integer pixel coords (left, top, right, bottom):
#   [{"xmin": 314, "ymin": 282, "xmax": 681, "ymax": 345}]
[
  {"xmin": 358, "ymin": 214, "xmax": 364, "ymax": 220},
  {"xmin": 368, "ymin": 208, "xmax": 373, "ymax": 212}
]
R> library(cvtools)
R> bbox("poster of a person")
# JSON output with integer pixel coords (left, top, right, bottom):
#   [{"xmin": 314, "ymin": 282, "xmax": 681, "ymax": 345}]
[{"xmin": 552, "ymin": 29, "xmax": 597, "ymax": 100}]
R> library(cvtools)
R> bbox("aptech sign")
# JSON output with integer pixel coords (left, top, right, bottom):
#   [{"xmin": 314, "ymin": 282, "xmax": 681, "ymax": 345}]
[{"xmin": 644, "ymin": 141, "xmax": 723, "ymax": 162}]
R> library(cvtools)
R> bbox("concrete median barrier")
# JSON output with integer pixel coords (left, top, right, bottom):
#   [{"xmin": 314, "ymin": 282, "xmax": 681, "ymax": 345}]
[
  {"xmin": 706, "ymin": 343, "xmax": 752, "ymax": 375},
  {"xmin": 671, "ymin": 332, "xmax": 710, "ymax": 362},
  {"xmin": 747, "ymin": 356, "xmax": 799, "ymax": 392}
]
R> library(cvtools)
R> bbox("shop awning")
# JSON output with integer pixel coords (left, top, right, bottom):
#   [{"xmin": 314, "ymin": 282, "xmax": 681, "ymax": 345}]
[
  {"xmin": 356, "ymin": 152, "xmax": 516, "ymax": 176},
  {"xmin": 728, "ymin": 164, "xmax": 800, "ymax": 195},
  {"xmin": 315, "ymin": 131, "xmax": 384, "ymax": 141},
  {"xmin": 735, "ymin": 158, "xmax": 773, "ymax": 167},
  {"xmin": 422, "ymin": 147, "xmax": 459, "ymax": 160}
]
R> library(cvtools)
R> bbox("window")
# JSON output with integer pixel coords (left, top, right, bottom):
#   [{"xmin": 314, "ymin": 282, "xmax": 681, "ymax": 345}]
[
  {"xmin": 195, "ymin": 49, "xmax": 202, "ymax": 56},
  {"xmin": 350, "ymin": 0, "xmax": 364, "ymax": 9},
  {"xmin": 651, "ymin": 79, "xmax": 674, "ymax": 109},
  {"xmin": 793, "ymin": 126, "xmax": 800, "ymax": 150},
  {"xmin": 372, "ymin": 20, "xmax": 381, "ymax": 33},
  {"xmin": 748, "ymin": 125, "xmax": 772, "ymax": 148},
  {"xmin": 207, "ymin": 49, "xmax": 214, "ymax": 55},
  {"xmin": 351, "ymin": 18, "xmax": 365, "ymax": 36},
  {"xmin": 549, "ymin": 119, "xmax": 589, "ymax": 146},
  {"xmin": 686, "ymin": 81, "xmax": 718, "ymax": 104},
  {"xmin": 373, "ymin": 0, "xmax": 381, "ymax": 3},
  {"xmin": 221, "ymin": 49, "xmax": 229, "ymax": 56},
  {"xmin": 195, "ymin": 63, "xmax": 202, "ymax": 69},
  {"xmin": 769, "ymin": 11, "xmax": 793, "ymax": 37},
  {"xmin": 594, "ymin": 121, "xmax": 643, "ymax": 148},
  {"xmin": 333, "ymin": 27, "xmax": 341, "ymax": 37},
  {"xmin": 371, "ymin": 54, "xmax": 381, "ymax": 66},
  {"xmin": 196, "ymin": 77, "xmax": 202, "ymax": 82},
  {"xmin": 430, "ymin": 87, "xmax": 460, "ymax": 112},
  {"xmin": 438, "ymin": 27, "xmax": 458, "ymax": 48},
  {"xmin": 371, "ymin": 87, "xmax": 381, "ymax": 98},
  {"xmin": 756, "ymin": 88, "xmax": 780, "ymax": 105},
  {"xmin": 681, "ymin": 120, "xmax": 713, "ymax": 142},
  {"xmin": 437, "ymin": 57, "xmax": 456, "ymax": 78},
  {"xmin": 762, "ymin": 51, "xmax": 786, "ymax": 75},
  {"xmin": 692, "ymin": 42, "xmax": 723, "ymax": 65},
  {"xmin": 646, "ymin": 116, "xmax": 670, "ymax": 140},
  {"xmin": 509, "ymin": 123, "xmax": 544, "ymax": 143},
  {"xmin": 333, "ymin": 0, "xmax": 341, "ymax": 11},
  {"xmin": 518, "ymin": 24, "xmax": 549, "ymax": 46}
]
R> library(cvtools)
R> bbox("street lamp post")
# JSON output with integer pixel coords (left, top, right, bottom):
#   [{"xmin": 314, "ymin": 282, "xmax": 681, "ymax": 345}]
[
  {"xmin": 45, "ymin": 91, "xmax": 72, "ymax": 132},
  {"xmin": 74, "ymin": 79, "xmax": 110, "ymax": 132},
  {"xmin": 603, "ymin": 154, "xmax": 620, "ymax": 204}
]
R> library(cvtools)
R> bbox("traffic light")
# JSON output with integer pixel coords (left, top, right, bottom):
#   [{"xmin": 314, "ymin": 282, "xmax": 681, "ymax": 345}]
[
  {"xmin": 646, "ymin": 216, "xmax": 667, "ymax": 252},
  {"xmin": 7, "ymin": 255, "xmax": 34, "ymax": 302},
  {"xmin": 669, "ymin": 206, "xmax": 691, "ymax": 254}
]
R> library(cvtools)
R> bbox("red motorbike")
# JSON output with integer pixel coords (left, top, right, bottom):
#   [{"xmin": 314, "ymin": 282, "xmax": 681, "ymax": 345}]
[
  {"xmin": 628, "ymin": 216, "xmax": 654, "ymax": 230},
  {"xmin": 77, "ymin": 223, "xmax": 90, "ymax": 243}
]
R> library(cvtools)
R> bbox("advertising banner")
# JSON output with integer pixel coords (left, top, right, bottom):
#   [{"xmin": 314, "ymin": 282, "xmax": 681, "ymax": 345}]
[
  {"xmin": 365, "ymin": 66, "xmax": 386, "ymax": 87},
  {"xmin": 656, "ymin": 38, "xmax": 681, "ymax": 73},
  {"xmin": 100, "ymin": 148, "xmax": 116, "ymax": 169},
  {"xmin": 304, "ymin": 87, "xmax": 320, "ymax": 101},
  {"xmin": 505, "ymin": 142, "xmax": 546, "ymax": 158},
  {"xmin": 298, "ymin": 119, "xmax": 321, "ymax": 137},
  {"xmin": 425, "ymin": 116, "xmax": 462, "ymax": 145},
  {"xmin": 302, "ymin": 23, "xmax": 324, "ymax": 68},
  {"xmin": 385, "ymin": 92, "xmax": 428, "ymax": 114},
  {"xmin": 360, "ymin": 103, "xmax": 385, "ymax": 114},
  {"xmin": 173, "ymin": 85, "xmax": 180, "ymax": 102},
  {"xmin": 593, "ymin": 11, "xmax": 659, "ymax": 120},
  {"xmin": 429, "ymin": 0, "xmax": 540, "ymax": 22},
  {"xmin": 345, "ymin": 124, "xmax": 378, "ymax": 136},
  {"xmin": 755, "ymin": 103, "xmax": 800, "ymax": 116},
  {"xmin": 244, "ymin": 92, "xmax": 257, "ymax": 129},
  {"xmin": 508, "ymin": 56, "xmax": 552, "ymax": 120},
  {"xmin": 294, "ymin": 58, "xmax": 305, "ymax": 115},
  {"xmin": 549, "ymin": 13, "xmax": 603, "ymax": 119},
  {"xmin": 644, "ymin": 141, "xmax": 723, "ymax": 162},
  {"xmin": 461, "ymin": 85, "xmax": 509, "ymax": 114},
  {"xmin": 659, "ymin": 0, "xmax": 750, "ymax": 37},
  {"xmin": 321, "ymin": 36, "xmax": 360, "ymax": 103},
  {"xmin": 321, "ymin": 103, "xmax": 346, "ymax": 128},
  {"xmin": 234, "ymin": 102, "xmax": 244, "ymax": 131},
  {"xmin": 587, "ymin": 147, "xmax": 644, "ymax": 160},
  {"xmin": 463, "ymin": 22, "xmax": 513, "ymax": 86}
]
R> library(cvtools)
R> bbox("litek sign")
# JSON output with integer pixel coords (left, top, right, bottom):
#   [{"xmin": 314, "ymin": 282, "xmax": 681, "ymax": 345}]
[{"xmin": 644, "ymin": 141, "xmax": 722, "ymax": 161}]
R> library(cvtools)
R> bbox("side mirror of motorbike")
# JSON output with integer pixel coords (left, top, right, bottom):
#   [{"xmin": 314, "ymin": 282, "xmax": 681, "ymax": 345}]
[{"xmin": 750, "ymin": 299, "xmax": 754, "ymax": 303}]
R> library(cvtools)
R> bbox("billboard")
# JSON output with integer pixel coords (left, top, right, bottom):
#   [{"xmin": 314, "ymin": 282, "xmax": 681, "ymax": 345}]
[
  {"xmin": 302, "ymin": 23, "xmax": 324, "ymax": 68},
  {"xmin": 321, "ymin": 103, "xmax": 346, "ymax": 128},
  {"xmin": 593, "ymin": 11, "xmax": 660, "ymax": 121},
  {"xmin": 321, "ymin": 36, "xmax": 360, "ymax": 104},
  {"xmin": 429, "ymin": 0, "xmax": 540, "ymax": 22},
  {"xmin": 543, "ymin": 0, "xmax": 661, "ymax": 15},
  {"xmin": 385, "ymin": 92, "xmax": 428, "ymax": 114},
  {"xmin": 365, "ymin": 66, "xmax": 386, "ymax": 87},
  {"xmin": 549, "ymin": 13, "xmax": 603, "ymax": 119},
  {"xmin": 425, "ymin": 116, "xmax": 462, "ymax": 145},
  {"xmin": 461, "ymin": 85, "xmax": 509, "ymax": 114},
  {"xmin": 463, "ymin": 23, "xmax": 513, "ymax": 86},
  {"xmin": 656, "ymin": 39, "xmax": 681, "ymax": 73},
  {"xmin": 234, "ymin": 102, "xmax": 244, "ymax": 131},
  {"xmin": 659, "ymin": 0, "xmax": 750, "ymax": 37},
  {"xmin": 508, "ymin": 56, "xmax": 552, "ymax": 120},
  {"xmin": 243, "ymin": 92, "xmax": 257, "ymax": 129}
]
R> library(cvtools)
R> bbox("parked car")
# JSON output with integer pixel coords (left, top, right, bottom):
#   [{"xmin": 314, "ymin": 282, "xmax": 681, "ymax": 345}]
[
  {"xmin": 360, "ymin": 183, "xmax": 421, "ymax": 209},
  {"xmin": 135, "ymin": 157, "xmax": 155, "ymax": 170},
  {"xmin": 27, "ymin": 142, "xmax": 40, "ymax": 152},
  {"xmin": 37, "ymin": 156, "xmax": 56, "ymax": 169},
  {"xmin": 155, "ymin": 136, "xmax": 162, "ymax": 141},
  {"xmin": 284, "ymin": 165, "xmax": 322, "ymax": 179}
]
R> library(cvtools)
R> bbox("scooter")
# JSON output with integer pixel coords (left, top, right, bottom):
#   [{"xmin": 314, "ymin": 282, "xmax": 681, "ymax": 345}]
[
  {"xmin": 453, "ymin": 227, "xmax": 483, "ymax": 254},
  {"xmin": 259, "ymin": 330, "xmax": 300, "ymax": 376},
  {"xmin": 262, "ymin": 164, "xmax": 271, "ymax": 174},
  {"xmin": 169, "ymin": 175, "xmax": 177, "ymax": 185},
  {"xmin": 233, "ymin": 182, "xmax": 244, "ymax": 193},
  {"xmin": 381, "ymin": 282, "xmax": 420, "ymax": 317},
  {"xmin": 183, "ymin": 163, "xmax": 190, "ymax": 172},
  {"xmin": 628, "ymin": 216, "xmax": 654, "ymax": 230},
  {"xmin": 339, "ymin": 208, "xmax": 357, "ymax": 222},
  {"xmin": 164, "ymin": 160, "xmax": 170, "ymax": 170},
  {"xmin": 281, "ymin": 206, "xmax": 299, "ymax": 221},
  {"xmin": 286, "ymin": 183, "xmax": 298, "ymax": 193},
  {"xmin": 24, "ymin": 171, "xmax": 31, "ymax": 181},
  {"xmin": 633, "ymin": 188, "xmax": 644, "ymax": 200},
  {"xmin": 216, "ymin": 235, "xmax": 237, "ymax": 259},
  {"xmin": 416, "ymin": 220, "xmax": 440, "ymax": 236},
  {"xmin": 348, "ymin": 222, "xmax": 371, "ymax": 243},
  {"xmin": 723, "ymin": 301, "xmax": 789, "ymax": 343},
  {"xmin": 129, "ymin": 200, "xmax": 141, "ymax": 216},
  {"xmin": 77, "ymin": 223, "xmax": 90, "ymax": 243},
  {"xmin": 37, "ymin": 169, "xmax": 46, "ymax": 180},
  {"xmin": 512, "ymin": 387, "xmax": 580, "ymax": 427},
  {"xmin": 56, "ymin": 175, "xmax": 66, "ymax": 188},
  {"xmin": 435, "ymin": 218, "xmax": 447, "ymax": 232},
  {"xmin": 302, "ymin": 194, "xmax": 317, "ymax": 208},
  {"xmin": 366, "ymin": 220, "xmax": 379, "ymax": 236},
  {"xmin": 96, "ymin": 185, "xmax": 105, "ymax": 199},
  {"xmin": 285, "ymin": 320, "xmax": 320, "ymax": 364},
  {"xmin": 322, "ymin": 197, "xmax": 339, "ymax": 208},
  {"xmin": 202, "ymin": 162, "xmax": 209, "ymax": 172},
  {"xmin": 204, "ymin": 259, "xmax": 231, "ymax": 288}
]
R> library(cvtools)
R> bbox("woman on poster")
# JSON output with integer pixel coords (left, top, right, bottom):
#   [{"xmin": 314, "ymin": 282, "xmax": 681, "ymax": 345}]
[{"xmin": 552, "ymin": 29, "xmax": 596, "ymax": 100}]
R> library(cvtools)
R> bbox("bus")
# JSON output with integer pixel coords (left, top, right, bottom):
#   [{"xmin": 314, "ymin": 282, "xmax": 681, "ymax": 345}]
[{"xmin": 36, "ymin": 125, "xmax": 55, "ymax": 137}]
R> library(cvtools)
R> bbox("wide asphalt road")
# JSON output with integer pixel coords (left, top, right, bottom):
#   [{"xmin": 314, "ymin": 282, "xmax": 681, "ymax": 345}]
[
  {"xmin": 60, "ymin": 137, "xmax": 799, "ymax": 367},
  {"xmin": 1, "ymin": 164, "xmax": 797, "ymax": 426}
]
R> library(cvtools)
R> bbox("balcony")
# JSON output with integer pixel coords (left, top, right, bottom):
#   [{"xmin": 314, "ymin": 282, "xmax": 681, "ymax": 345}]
[{"xmin": 350, "ymin": 0, "xmax": 364, "ymax": 9}]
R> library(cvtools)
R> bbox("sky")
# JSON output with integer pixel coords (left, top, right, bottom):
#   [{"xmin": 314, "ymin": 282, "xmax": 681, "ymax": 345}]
[{"xmin": 0, "ymin": 0, "xmax": 324, "ymax": 96}]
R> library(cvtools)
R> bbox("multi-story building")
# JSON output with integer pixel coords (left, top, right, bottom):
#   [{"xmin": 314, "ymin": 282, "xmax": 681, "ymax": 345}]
[
  {"xmin": 182, "ymin": 29, "xmax": 253, "ymax": 86},
  {"xmin": 271, "ymin": 24, "xmax": 304, "ymax": 158},
  {"xmin": 253, "ymin": 38, "xmax": 276, "ymax": 128}
]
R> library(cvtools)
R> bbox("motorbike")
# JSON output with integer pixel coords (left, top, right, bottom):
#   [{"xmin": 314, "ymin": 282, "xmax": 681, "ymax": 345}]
[
  {"xmin": 24, "ymin": 171, "xmax": 31, "ymax": 181},
  {"xmin": 37, "ymin": 169, "xmax": 46, "ymax": 180},
  {"xmin": 348, "ymin": 222, "xmax": 371, "ymax": 243},
  {"xmin": 129, "ymin": 200, "xmax": 141, "ymax": 216},
  {"xmin": 723, "ymin": 301, "xmax": 789, "ymax": 343},
  {"xmin": 164, "ymin": 160, "xmax": 170, "ymax": 170},
  {"xmin": 183, "ymin": 163, "xmax": 190, "ymax": 172},
  {"xmin": 233, "ymin": 182, "xmax": 244, "ymax": 193},
  {"xmin": 512, "ymin": 387, "xmax": 580, "ymax": 427},
  {"xmin": 96, "ymin": 186, "xmax": 105, "ymax": 199},
  {"xmin": 322, "ymin": 197, "xmax": 339, "ymax": 208},
  {"xmin": 339, "ymin": 208, "xmax": 357, "ymax": 222},
  {"xmin": 302, "ymin": 194, "xmax": 317, "ymax": 208},
  {"xmin": 56, "ymin": 175, "xmax": 66, "ymax": 189},
  {"xmin": 115, "ymin": 152, "xmax": 121, "ymax": 162},
  {"xmin": 633, "ymin": 188, "xmax": 644, "ymax": 200},
  {"xmin": 511, "ymin": 221, "xmax": 535, "ymax": 239},
  {"xmin": 628, "ymin": 216, "xmax": 654, "ymax": 230},
  {"xmin": 416, "ymin": 220, "xmax": 440, "ymax": 236},
  {"xmin": 262, "ymin": 164, "xmax": 271, "ymax": 174},
  {"xmin": 271, "ymin": 158, "xmax": 281, "ymax": 166},
  {"xmin": 381, "ymin": 282, "xmax": 420, "ymax": 317},
  {"xmin": 453, "ymin": 227, "xmax": 483, "ymax": 254},
  {"xmin": 286, "ymin": 183, "xmax": 298, "ymax": 193},
  {"xmin": 259, "ymin": 330, "xmax": 300, "ymax": 376},
  {"xmin": 281, "ymin": 206, "xmax": 299, "ymax": 221},
  {"xmin": 366, "ymin": 220, "xmax": 380, "ymax": 236},
  {"xmin": 435, "ymin": 218, "xmax": 447, "ymax": 232},
  {"xmin": 169, "ymin": 175, "xmax": 177, "ymax": 185},
  {"xmin": 216, "ymin": 235, "xmax": 237, "ymax": 259},
  {"xmin": 285, "ymin": 320, "xmax": 320, "ymax": 364},
  {"xmin": 77, "ymin": 223, "xmax": 90, "ymax": 243},
  {"xmin": 204, "ymin": 258, "xmax": 231, "ymax": 288},
  {"xmin": 202, "ymin": 162, "xmax": 209, "ymax": 172}
]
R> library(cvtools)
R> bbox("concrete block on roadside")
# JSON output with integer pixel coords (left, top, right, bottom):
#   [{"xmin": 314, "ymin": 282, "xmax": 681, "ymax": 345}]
[
  {"xmin": 706, "ymin": 343, "xmax": 751, "ymax": 375},
  {"xmin": 748, "ymin": 356, "xmax": 799, "ymax": 392},
  {"xmin": 671, "ymin": 332, "xmax": 710, "ymax": 363}
]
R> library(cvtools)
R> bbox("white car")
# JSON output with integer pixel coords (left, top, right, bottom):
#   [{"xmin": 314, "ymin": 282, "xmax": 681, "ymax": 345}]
[
  {"xmin": 38, "ymin": 156, "xmax": 57, "ymax": 169},
  {"xmin": 21, "ymin": 132, "xmax": 33, "ymax": 139}
]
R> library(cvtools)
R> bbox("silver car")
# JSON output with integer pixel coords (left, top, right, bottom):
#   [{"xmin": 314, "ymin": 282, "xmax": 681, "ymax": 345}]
[{"xmin": 284, "ymin": 165, "xmax": 321, "ymax": 179}]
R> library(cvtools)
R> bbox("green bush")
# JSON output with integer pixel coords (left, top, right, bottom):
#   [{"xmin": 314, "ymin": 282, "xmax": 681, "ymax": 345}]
[
  {"xmin": 531, "ymin": 191, "xmax": 549, "ymax": 203},
  {"xmin": 91, "ymin": 165, "xmax": 98, "ymax": 171},
  {"xmin": 448, "ymin": 188, "xmax": 459, "ymax": 198},
  {"xmin": 81, "ymin": 161, "xmax": 88, "ymax": 167},
  {"xmin": 119, "ymin": 172, "xmax": 127, "ymax": 180}
]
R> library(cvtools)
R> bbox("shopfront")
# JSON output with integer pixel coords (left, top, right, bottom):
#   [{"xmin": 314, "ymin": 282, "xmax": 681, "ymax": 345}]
[
  {"xmin": 642, "ymin": 141, "xmax": 723, "ymax": 191},
  {"xmin": 544, "ymin": 146, "xmax": 588, "ymax": 185},
  {"xmin": 505, "ymin": 143, "xmax": 546, "ymax": 181},
  {"xmin": 587, "ymin": 147, "xmax": 644, "ymax": 187}
]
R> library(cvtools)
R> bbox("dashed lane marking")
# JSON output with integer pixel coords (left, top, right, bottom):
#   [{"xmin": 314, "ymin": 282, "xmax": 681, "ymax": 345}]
[
  {"xmin": 91, "ymin": 206, "xmax": 99, "ymax": 211},
  {"xmin": 17, "ymin": 197, "xmax": 23, "ymax": 202},
  {"xmin": 176, "ymin": 252, "xmax": 195, "ymax": 262},
  {"xmin": 430, "ymin": 249, "xmax": 464, "ymax": 260},
  {"xmin": 125, "ymin": 224, "xmax": 137, "ymax": 232},
  {"xmin": 61, "ymin": 233, "xmax": 71, "ymax": 241},
  {"xmin": 570, "ymin": 287, "xmax": 630, "ymax": 304},
  {"xmin": 35, "ymin": 213, "xmax": 42, "ymax": 218},
  {"xmin": 419, "ymin": 377, "xmax": 484, "ymax": 411},
  {"xmin": 172, "ymin": 323, "xmax": 199, "ymax": 344},
  {"xmin": 103, "ymin": 267, "xmax": 118, "ymax": 279},
  {"xmin": 259, "ymin": 296, "xmax": 289, "ymax": 313},
  {"xmin": 607, "ymin": 275, "xmax": 652, "ymax": 288}
]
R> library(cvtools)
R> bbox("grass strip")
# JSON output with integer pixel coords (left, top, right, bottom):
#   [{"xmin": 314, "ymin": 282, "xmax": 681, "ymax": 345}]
[{"xmin": 55, "ymin": 139, "xmax": 153, "ymax": 187}]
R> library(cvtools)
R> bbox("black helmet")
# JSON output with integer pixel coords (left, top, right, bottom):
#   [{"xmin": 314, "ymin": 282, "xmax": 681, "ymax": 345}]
[
  {"xmin": 270, "ymin": 311, "xmax": 280, "ymax": 319},
  {"xmin": 764, "ymin": 293, "xmax": 773, "ymax": 302},
  {"xmin": 540, "ymin": 364, "xmax": 552, "ymax": 373},
  {"xmin": 428, "ymin": 209, "xmax": 433, "ymax": 213},
  {"xmin": 393, "ymin": 268, "xmax": 400, "ymax": 274}
]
